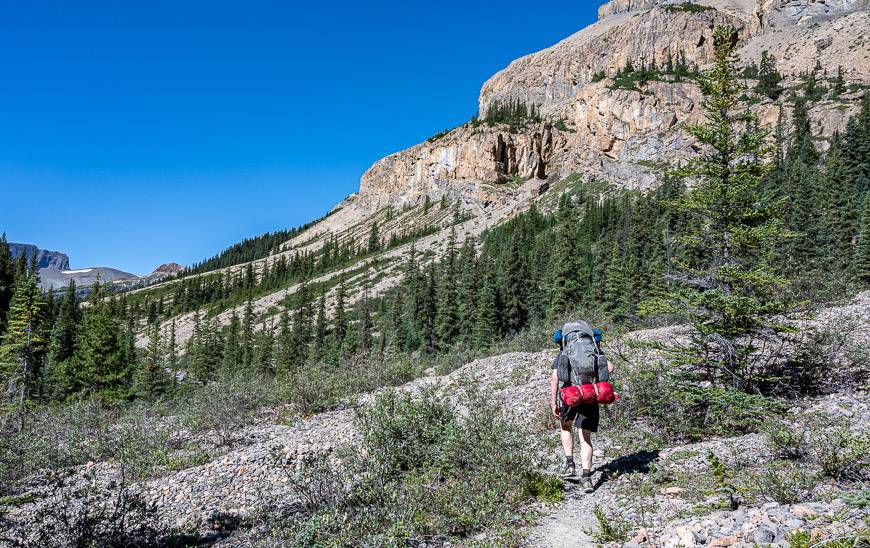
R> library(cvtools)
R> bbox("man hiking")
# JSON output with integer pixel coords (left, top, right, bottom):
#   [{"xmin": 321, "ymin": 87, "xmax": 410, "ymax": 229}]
[{"xmin": 550, "ymin": 321, "xmax": 613, "ymax": 493}]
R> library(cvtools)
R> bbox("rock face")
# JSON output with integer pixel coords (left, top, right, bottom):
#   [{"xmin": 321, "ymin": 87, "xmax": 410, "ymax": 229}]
[
  {"xmin": 354, "ymin": 0, "xmax": 869, "ymax": 213},
  {"xmin": 759, "ymin": 0, "xmax": 870, "ymax": 27},
  {"xmin": 150, "ymin": 263, "xmax": 185, "ymax": 277},
  {"xmin": 8, "ymin": 243, "xmax": 70, "ymax": 270},
  {"xmin": 478, "ymin": 5, "xmax": 749, "ymax": 117}
]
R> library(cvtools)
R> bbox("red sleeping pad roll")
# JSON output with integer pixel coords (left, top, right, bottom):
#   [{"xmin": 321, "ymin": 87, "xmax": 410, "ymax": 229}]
[{"xmin": 560, "ymin": 382, "xmax": 617, "ymax": 406}]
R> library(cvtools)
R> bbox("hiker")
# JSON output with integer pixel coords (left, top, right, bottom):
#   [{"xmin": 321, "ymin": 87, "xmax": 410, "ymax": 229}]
[{"xmin": 550, "ymin": 321, "xmax": 613, "ymax": 493}]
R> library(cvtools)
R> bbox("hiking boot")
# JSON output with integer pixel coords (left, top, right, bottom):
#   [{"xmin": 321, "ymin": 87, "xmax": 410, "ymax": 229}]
[
  {"xmin": 581, "ymin": 474, "xmax": 594, "ymax": 493},
  {"xmin": 562, "ymin": 461, "xmax": 576, "ymax": 478}
]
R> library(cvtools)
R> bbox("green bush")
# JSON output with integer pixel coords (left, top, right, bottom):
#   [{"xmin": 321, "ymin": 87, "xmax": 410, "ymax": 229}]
[
  {"xmin": 813, "ymin": 423, "xmax": 869, "ymax": 481},
  {"xmin": 612, "ymin": 363, "xmax": 782, "ymax": 442},
  {"xmin": 754, "ymin": 463, "xmax": 815, "ymax": 504},
  {"xmin": 262, "ymin": 388, "xmax": 559, "ymax": 545},
  {"xmin": 664, "ymin": 2, "xmax": 715, "ymax": 12},
  {"xmin": 762, "ymin": 419, "xmax": 808, "ymax": 460},
  {"xmin": 590, "ymin": 503, "xmax": 632, "ymax": 543}
]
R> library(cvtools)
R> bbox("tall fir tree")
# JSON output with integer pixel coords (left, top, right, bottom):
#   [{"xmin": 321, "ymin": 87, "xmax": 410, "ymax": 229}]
[
  {"xmin": 71, "ymin": 283, "xmax": 132, "ymax": 401},
  {"xmin": 434, "ymin": 228, "xmax": 459, "ymax": 347},
  {"xmin": 854, "ymin": 194, "xmax": 870, "ymax": 285},
  {"xmin": 0, "ymin": 234, "xmax": 15, "ymax": 337},
  {"xmin": 136, "ymin": 322, "xmax": 170, "ymax": 401},
  {"xmin": 549, "ymin": 194, "xmax": 588, "ymax": 317},
  {"xmin": 643, "ymin": 26, "xmax": 793, "ymax": 391},
  {"xmin": 0, "ymin": 273, "xmax": 46, "ymax": 430}
]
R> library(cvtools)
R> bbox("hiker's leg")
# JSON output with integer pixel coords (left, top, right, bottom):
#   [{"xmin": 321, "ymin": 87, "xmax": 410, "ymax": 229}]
[
  {"xmin": 560, "ymin": 420, "xmax": 574, "ymax": 457},
  {"xmin": 579, "ymin": 428, "xmax": 594, "ymax": 472}
]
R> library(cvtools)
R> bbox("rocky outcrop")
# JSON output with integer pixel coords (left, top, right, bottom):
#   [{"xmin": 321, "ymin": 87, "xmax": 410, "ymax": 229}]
[
  {"xmin": 150, "ymin": 263, "xmax": 185, "ymax": 278},
  {"xmin": 357, "ymin": 123, "xmax": 569, "ymax": 209},
  {"xmin": 478, "ymin": 5, "xmax": 748, "ymax": 117},
  {"xmin": 759, "ymin": 0, "xmax": 870, "ymax": 27},
  {"xmin": 8, "ymin": 243, "xmax": 70, "ymax": 270}
]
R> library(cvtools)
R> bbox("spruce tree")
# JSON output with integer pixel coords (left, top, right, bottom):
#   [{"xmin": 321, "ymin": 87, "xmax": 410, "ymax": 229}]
[
  {"xmin": 136, "ymin": 322, "xmax": 170, "ymax": 401},
  {"xmin": 0, "ymin": 234, "xmax": 15, "ymax": 337},
  {"xmin": 854, "ymin": 195, "xmax": 870, "ymax": 285},
  {"xmin": 313, "ymin": 292, "xmax": 327, "ymax": 355},
  {"xmin": 368, "ymin": 221, "xmax": 381, "ymax": 253},
  {"xmin": 71, "ymin": 284, "xmax": 131, "ymax": 401},
  {"xmin": 473, "ymin": 259, "xmax": 500, "ymax": 349},
  {"xmin": 643, "ymin": 26, "xmax": 793, "ymax": 391},
  {"xmin": 332, "ymin": 279, "xmax": 348, "ymax": 357},
  {"xmin": 755, "ymin": 50, "xmax": 783, "ymax": 100},
  {"xmin": 0, "ymin": 273, "xmax": 46, "ymax": 430},
  {"xmin": 223, "ymin": 311, "xmax": 242, "ymax": 374},
  {"xmin": 241, "ymin": 298, "xmax": 255, "ymax": 372},
  {"xmin": 167, "ymin": 318, "xmax": 179, "ymax": 389},
  {"xmin": 456, "ymin": 237, "xmax": 479, "ymax": 346},
  {"xmin": 549, "ymin": 194, "xmax": 588, "ymax": 317},
  {"xmin": 435, "ymin": 229, "xmax": 459, "ymax": 347},
  {"xmin": 504, "ymin": 233, "xmax": 530, "ymax": 334},
  {"xmin": 603, "ymin": 241, "xmax": 630, "ymax": 318},
  {"xmin": 358, "ymin": 280, "xmax": 373, "ymax": 352}
]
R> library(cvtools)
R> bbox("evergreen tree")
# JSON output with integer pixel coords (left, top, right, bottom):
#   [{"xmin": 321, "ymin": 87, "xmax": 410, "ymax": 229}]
[
  {"xmin": 313, "ymin": 292, "xmax": 327, "ymax": 354},
  {"xmin": 332, "ymin": 279, "xmax": 349, "ymax": 356},
  {"xmin": 358, "ymin": 280, "xmax": 373, "ymax": 352},
  {"xmin": 222, "ymin": 311, "xmax": 242, "ymax": 374},
  {"xmin": 167, "ymin": 318, "xmax": 179, "ymax": 389},
  {"xmin": 71, "ymin": 284, "xmax": 132, "ymax": 401},
  {"xmin": 456, "ymin": 238, "xmax": 479, "ymax": 346},
  {"xmin": 0, "ymin": 234, "xmax": 15, "ymax": 337},
  {"xmin": 831, "ymin": 66, "xmax": 845, "ymax": 98},
  {"xmin": 603, "ymin": 241, "xmax": 630, "ymax": 318},
  {"xmin": 135, "ymin": 322, "xmax": 170, "ymax": 401},
  {"xmin": 254, "ymin": 320, "xmax": 275, "ymax": 375},
  {"xmin": 473, "ymin": 259, "xmax": 500, "ymax": 349},
  {"xmin": 549, "ymin": 195, "xmax": 587, "ymax": 317},
  {"xmin": 854, "ymin": 195, "xmax": 870, "ymax": 285},
  {"xmin": 504, "ymin": 232, "xmax": 530, "ymax": 334},
  {"xmin": 421, "ymin": 261, "xmax": 438, "ymax": 353},
  {"xmin": 0, "ymin": 273, "xmax": 46, "ymax": 430},
  {"xmin": 644, "ymin": 26, "xmax": 792, "ymax": 391},
  {"xmin": 755, "ymin": 50, "xmax": 783, "ymax": 100},
  {"xmin": 435, "ymin": 229, "xmax": 459, "ymax": 347},
  {"xmin": 47, "ymin": 281, "xmax": 79, "ymax": 368},
  {"xmin": 241, "ymin": 298, "xmax": 255, "ymax": 372},
  {"xmin": 368, "ymin": 221, "xmax": 381, "ymax": 253}
]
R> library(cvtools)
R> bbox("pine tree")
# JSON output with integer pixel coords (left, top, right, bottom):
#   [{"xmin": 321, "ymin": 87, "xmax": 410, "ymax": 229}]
[
  {"xmin": 842, "ymin": 94, "xmax": 870, "ymax": 194},
  {"xmin": 643, "ymin": 26, "xmax": 793, "ymax": 391},
  {"xmin": 47, "ymin": 281, "xmax": 79, "ymax": 367},
  {"xmin": 0, "ymin": 234, "xmax": 15, "ymax": 337},
  {"xmin": 313, "ymin": 292, "xmax": 327, "ymax": 355},
  {"xmin": 0, "ymin": 273, "xmax": 46, "ymax": 430},
  {"xmin": 755, "ymin": 50, "xmax": 783, "ymax": 100},
  {"xmin": 135, "ymin": 322, "xmax": 169, "ymax": 401},
  {"xmin": 368, "ymin": 221, "xmax": 381, "ymax": 253},
  {"xmin": 435, "ymin": 229, "xmax": 459, "ymax": 347},
  {"xmin": 254, "ymin": 320, "xmax": 275, "ymax": 375},
  {"xmin": 549, "ymin": 195, "xmax": 588, "ymax": 317},
  {"xmin": 473, "ymin": 259, "xmax": 500, "ymax": 349},
  {"xmin": 504, "ymin": 233, "xmax": 530, "ymax": 334},
  {"xmin": 421, "ymin": 261, "xmax": 438, "ymax": 353},
  {"xmin": 854, "ymin": 195, "xmax": 870, "ymax": 285},
  {"xmin": 832, "ymin": 66, "xmax": 845, "ymax": 98},
  {"xmin": 603, "ymin": 241, "xmax": 630, "ymax": 318},
  {"xmin": 241, "ymin": 298, "xmax": 255, "ymax": 372},
  {"xmin": 223, "ymin": 311, "xmax": 242, "ymax": 374},
  {"xmin": 71, "ymin": 284, "xmax": 132, "ymax": 401}
]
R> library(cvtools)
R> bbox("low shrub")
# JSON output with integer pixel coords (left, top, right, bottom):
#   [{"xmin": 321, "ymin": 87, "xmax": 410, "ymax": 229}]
[
  {"xmin": 812, "ymin": 422, "xmax": 869, "ymax": 481},
  {"xmin": 612, "ymin": 363, "xmax": 782, "ymax": 442},
  {"xmin": 261, "ymin": 388, "xmax": 559, "ymax": 545},
  {"xmin": 762, "ymin": 419, "xmax": 808, "ymax": 460},
  {"xmin": 754, "ymin": 463, "xmax": 815, "ymax": 504},
  {"xmin": 589, "ymin": 503, "xmax": 632, "ymax": 543}
]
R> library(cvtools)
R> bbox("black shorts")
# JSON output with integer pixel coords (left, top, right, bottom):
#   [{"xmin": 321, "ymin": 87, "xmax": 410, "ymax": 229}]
[{"xmin": 560, "ymin": 402, "xmax": 600, "ymax": 432}]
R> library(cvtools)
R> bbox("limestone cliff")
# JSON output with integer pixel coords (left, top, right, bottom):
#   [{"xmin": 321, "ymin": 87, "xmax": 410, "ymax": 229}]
[{"xmin": 352, "ymin": 0, "xmax": 869, "ymax": 212}]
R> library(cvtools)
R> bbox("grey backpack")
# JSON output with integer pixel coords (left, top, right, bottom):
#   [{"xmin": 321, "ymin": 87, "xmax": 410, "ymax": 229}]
[{"xmin": 557, "ymin": 321, "xmax": 609, "ymax": 386}]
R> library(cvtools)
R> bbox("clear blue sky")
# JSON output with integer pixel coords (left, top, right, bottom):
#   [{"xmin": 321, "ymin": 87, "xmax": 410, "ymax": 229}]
[{"xmin": 1, "ymin": 1, "xmax": 599, "ymax": 274}]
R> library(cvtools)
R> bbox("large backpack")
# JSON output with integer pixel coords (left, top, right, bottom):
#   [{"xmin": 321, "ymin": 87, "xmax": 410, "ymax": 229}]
[{"xmin": 557, "ymin": 320, "xmax": 609, "ymax": 386}]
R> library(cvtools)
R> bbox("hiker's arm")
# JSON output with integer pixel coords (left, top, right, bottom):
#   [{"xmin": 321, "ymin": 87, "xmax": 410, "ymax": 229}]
[
  {"xmin": 607, "ymin": 356, "xmax": 614, "ymax": 373},
  {"xmin": 550, "ymin": 369, "xmax": 559, "ymax": 417}
]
